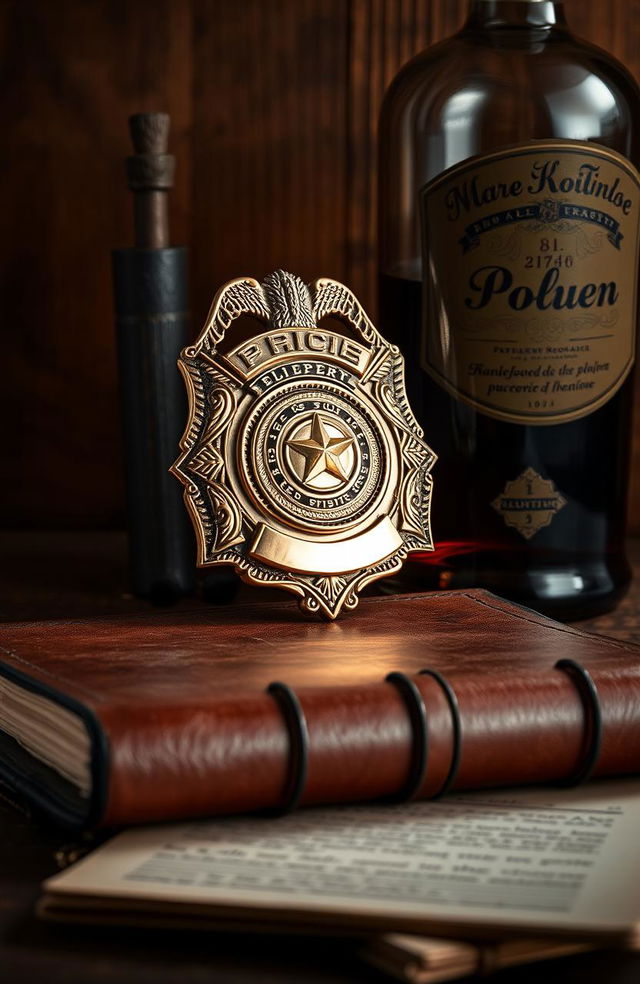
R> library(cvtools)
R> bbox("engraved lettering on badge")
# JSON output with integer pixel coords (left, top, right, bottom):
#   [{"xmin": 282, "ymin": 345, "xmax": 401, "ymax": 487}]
[
  {"xmin": 171, "ymin": 270, "xmax": 436, "ymax": 619},
  {"xmin": 492, "ymin": 467, "xmax": 567, "ymax": 539},
  {"xmin": 250, "ymin": 361, "xmax": 357, "ymax": 394},
  {"xmin": 227, "ymin": 329, "xmax": 370, "ymax": 379}
]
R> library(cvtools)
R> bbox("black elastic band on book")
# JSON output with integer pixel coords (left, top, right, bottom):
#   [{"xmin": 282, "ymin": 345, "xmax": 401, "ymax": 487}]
[
  {"xmin": 266, "ymin": 681, "xmax": 310, "ymax": 814},
  {"xmin": 385, "ymin": 672, "xmax": 429, "ymax": 802},
  {"xmin": 555, "ymin": 659, "xmax": 603, "ymax": 787},
  {"xmin": 419, "ymin": 668, "xmax": 462, "ymax": 798}
]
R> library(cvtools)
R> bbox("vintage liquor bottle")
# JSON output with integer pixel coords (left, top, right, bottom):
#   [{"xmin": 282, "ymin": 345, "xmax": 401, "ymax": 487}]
[{"xmin": 378, "ymin": 0, "xmax": 640, "ymax": 619}]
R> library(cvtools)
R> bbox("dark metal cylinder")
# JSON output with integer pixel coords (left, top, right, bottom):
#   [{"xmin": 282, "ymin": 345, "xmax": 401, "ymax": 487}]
[{"xmin": 112, "ymin": 245, "xmax": 195, "ymax": 601}]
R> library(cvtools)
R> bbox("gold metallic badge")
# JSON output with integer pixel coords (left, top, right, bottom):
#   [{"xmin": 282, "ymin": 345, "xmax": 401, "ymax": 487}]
[{"xmin": 171, "ymin": 271, "xmax": 435, "ymax": 618}]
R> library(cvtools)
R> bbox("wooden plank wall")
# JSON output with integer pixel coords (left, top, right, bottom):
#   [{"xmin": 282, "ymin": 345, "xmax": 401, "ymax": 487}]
[{"xmin": 1, "ymin": 0, "xmax": 639, "ymax": 528}]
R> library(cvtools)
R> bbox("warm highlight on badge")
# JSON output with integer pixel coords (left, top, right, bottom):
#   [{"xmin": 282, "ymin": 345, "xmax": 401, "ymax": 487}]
[{"xmin": 171, "ymin": 270, "xmax": 436, "ymax": 618}]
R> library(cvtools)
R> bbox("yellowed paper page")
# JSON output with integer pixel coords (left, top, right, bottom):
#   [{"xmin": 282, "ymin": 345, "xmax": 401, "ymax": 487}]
[{"xmin": 43, "ymin": 780, "xmax": 640, "ymax": 937}]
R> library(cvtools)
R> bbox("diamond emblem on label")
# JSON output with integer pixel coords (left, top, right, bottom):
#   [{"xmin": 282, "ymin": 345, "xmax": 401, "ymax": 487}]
[{"xmin": 492, "ymin": 467, "xmax": 567, "ymax": 540}]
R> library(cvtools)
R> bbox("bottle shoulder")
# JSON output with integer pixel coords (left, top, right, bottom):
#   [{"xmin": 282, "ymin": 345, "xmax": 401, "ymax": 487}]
[
  {"xmin": 379, "ymin": 36, "xmax": 470, "ymax": 119},
  {"xmin": 562, "ymin": 32, "xmax": 640, "ymax": 103},
  {"xmin": 381, "ymin": 30, "xmax": 640, "ymax": 126}
]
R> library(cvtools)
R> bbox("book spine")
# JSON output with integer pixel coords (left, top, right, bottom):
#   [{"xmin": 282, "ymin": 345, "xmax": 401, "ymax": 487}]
[{"xmin": 98, "ymin": 659, "xmax": 640, "ymax": 826}]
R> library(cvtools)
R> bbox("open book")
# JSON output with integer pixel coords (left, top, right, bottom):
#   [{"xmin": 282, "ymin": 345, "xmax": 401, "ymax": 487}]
[{"xmin": 41, "ymin": 779, "xmax": 640, "ymax": 961}]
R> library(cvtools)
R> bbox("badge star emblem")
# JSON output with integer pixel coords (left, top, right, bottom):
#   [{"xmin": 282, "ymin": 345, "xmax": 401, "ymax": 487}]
[
  {"xmin": 286, "ymin": 413, "xmax": 354, "ymax": 486},
  {"xmin": 172, "ymin": 270, "xmax": 436, "ymax": 619}
]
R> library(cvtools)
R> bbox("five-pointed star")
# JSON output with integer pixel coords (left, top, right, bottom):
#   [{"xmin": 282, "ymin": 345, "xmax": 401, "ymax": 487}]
[{"xmin": 286, "ymin": 413, "xmax": 355, "ymax": 485}]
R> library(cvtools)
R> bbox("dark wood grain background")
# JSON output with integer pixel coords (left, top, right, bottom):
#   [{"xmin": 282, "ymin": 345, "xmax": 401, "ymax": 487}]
[{"xmin": 1, "ymin": 0, "xmax": 639, "ymax": 530}]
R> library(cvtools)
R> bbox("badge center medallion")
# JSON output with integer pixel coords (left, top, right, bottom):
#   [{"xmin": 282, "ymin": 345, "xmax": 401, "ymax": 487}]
[{"xmin": 237, "ymin": 377, "xmax": 391, "ymax": 535}]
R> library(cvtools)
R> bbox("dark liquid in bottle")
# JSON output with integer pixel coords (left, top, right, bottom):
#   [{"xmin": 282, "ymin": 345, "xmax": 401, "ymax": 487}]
[
  {"xmin": 379, "ymin": 271, "xmax": 632, "ymax": 620},
  {"xmin": 377, "ymin": 2, "xmax": 640, "ymax": 618}
]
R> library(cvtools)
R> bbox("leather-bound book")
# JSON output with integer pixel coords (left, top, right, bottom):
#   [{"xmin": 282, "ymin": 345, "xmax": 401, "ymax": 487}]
[{"xmin": 1, "ymin": 590, "xmax": 639, "ymax": 829}]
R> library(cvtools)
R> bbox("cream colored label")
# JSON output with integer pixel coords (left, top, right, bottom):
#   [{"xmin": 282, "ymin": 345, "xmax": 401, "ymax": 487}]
[{"xmin": 421, "ymin": 141, "xmax": 640, "ymax": 424}]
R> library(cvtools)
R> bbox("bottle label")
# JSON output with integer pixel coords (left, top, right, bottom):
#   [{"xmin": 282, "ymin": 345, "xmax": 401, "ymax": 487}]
[{"xmin": 420, "ymin": 141, "xmax": 640, "ymax": 424}]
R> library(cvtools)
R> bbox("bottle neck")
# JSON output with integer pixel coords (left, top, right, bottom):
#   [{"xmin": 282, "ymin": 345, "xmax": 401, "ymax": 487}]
[{"xmin": 464, "ymin": 1, "xmax": 568, "ymax": 29}]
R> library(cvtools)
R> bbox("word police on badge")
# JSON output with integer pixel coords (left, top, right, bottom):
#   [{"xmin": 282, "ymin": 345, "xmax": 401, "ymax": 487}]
[{"xmin": 171, "ymin": 270, "xmax": 436, "ymax": 618}]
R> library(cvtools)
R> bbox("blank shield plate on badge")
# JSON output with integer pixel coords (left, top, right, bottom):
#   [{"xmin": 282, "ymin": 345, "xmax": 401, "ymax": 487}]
[{"xmin": 171, "ymin": 270, "xmax": 436, "ymax": 619}]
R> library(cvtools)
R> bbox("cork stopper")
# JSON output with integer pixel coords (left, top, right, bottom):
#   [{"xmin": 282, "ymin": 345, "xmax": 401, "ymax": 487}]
[{"xmin": 126, "ymin": 112, "xmax": 175, "ymax": 190}]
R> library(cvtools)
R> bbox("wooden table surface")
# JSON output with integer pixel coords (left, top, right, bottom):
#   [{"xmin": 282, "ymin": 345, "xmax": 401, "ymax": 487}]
[{"xmin": 2, "ymin": 531, "xmax": 640, "ymax": 984}]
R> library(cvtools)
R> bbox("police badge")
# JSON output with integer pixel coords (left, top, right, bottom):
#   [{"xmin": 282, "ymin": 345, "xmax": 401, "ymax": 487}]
[{"xmin": 171, "ymin": 271, "xmax": 436, "ymax": 618}]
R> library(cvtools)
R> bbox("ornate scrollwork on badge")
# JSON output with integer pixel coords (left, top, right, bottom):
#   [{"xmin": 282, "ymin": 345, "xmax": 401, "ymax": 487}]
[{"xmin": 171, "ymin": 270, "xmax": 436, "ymax": 618}]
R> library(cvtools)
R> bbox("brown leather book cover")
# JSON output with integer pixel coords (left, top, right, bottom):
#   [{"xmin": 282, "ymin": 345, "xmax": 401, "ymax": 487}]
[{"xmin": 1, "ymin": 589, "xmax": 639, "ymax": 829}]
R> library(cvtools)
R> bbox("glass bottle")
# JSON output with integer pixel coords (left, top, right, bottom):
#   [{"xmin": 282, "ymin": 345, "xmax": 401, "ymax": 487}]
[{"xmin": 378, "ymin": 0, "xmax": 640, "ymax": 619}]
